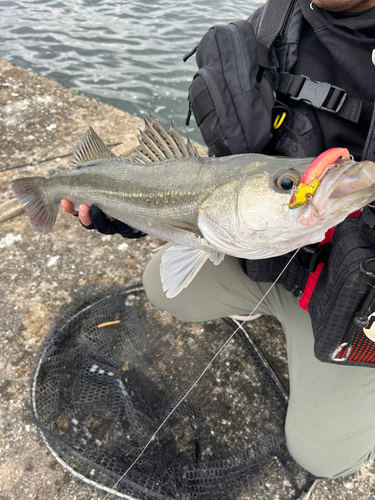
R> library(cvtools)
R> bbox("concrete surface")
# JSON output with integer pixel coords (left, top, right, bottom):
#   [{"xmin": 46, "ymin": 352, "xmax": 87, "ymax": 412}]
[{"xmin": 1, "ymin": 58, "xmax": 375, "ymax": 500}]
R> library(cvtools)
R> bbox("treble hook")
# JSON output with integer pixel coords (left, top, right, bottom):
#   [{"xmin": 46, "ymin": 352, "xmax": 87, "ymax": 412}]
[
  {"xmin": 317, "ymin": 154, "xmax": 354, "ymax": 182},
  {"xmin": 307, "ymin": 194, "xmax": 321, "ymax": 218}
]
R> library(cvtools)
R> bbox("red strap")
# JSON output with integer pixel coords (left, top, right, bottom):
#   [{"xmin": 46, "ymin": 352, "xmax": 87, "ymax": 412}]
[{"xmin": 298, "ymin": 212, "xmax": 361, "ymax": 312}]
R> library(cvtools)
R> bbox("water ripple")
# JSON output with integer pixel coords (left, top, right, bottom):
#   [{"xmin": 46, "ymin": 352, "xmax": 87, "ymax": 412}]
[{"xmin": 0, "ymin": 0, "xmax": 264, "ymax": 142}]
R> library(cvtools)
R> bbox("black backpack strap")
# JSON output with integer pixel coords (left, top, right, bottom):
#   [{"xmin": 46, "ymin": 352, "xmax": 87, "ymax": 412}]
[
  {"xmin": 362, "ymin": 105, "xmax": 375, "ymax": 161},
  {"xmin": 256, "ymin": 0, "xmax": 297, "ymax": 49},
  {"xmin": 257, "ymin": 0, "xmax": 374, "ymax": 124}
]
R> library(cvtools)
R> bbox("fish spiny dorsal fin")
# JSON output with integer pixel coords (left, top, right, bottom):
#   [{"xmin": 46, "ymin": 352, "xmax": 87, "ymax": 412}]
[
  {"xmin": 127, "ymin": 112, "xmax": 201, "ymax": 164},
  {"xmin": 148, "ymin": 112, "xmax": 183, "ymax": 158},
  {"xmin": 138, "ymin": 127, "xmax": 166, "ymax": 161},
  {"xmin": 143, "ymin": 117, "xmax": 174, "ymax": 159},
  {"xmin": 69, "ymin": 126, "xmax": 117, "ymax": 168},
  {"xmin": 131, "ymin": 151, "xmax": 151, "ymax": 164},
  {"xmin": 186, "ymin": 136, "xmax": 199, "ymax": 157},
  {"xmin": 169, "ymin": 121, "xmax": 191, "ymax": 157},
  {"xmin": 136, "ymin": 131, "xmax": 160, "ymax": 162}
]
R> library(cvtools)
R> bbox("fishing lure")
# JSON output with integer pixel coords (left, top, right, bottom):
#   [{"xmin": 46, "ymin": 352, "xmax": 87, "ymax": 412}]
[{"xmin": 289, "ymin": 148, "xmax": 351, "ymax": 209}]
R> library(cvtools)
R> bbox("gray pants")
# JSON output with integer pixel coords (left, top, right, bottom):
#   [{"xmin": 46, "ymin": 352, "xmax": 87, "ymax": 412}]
[{"xmin": 143, "ymin": 244, "xmax": 375, "ymax": 479}]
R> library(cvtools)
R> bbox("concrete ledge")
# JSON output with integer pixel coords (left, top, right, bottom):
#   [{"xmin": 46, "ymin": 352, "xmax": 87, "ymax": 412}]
[
  {"xmin": 1, "ymin": 59, "xmax": 375, "ymax": 500},
  {"xmin": 0, "ymin": 59, "xmax": 160, "ymax": 500}
]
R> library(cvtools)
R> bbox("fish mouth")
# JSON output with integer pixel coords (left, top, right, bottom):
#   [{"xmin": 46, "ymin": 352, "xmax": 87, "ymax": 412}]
[{"xmin": 296, "ymin": 159, "xmax": 375, "ymax": 225}]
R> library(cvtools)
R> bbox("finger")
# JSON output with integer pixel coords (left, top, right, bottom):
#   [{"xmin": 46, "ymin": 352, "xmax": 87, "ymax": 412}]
[
  {"xmin": 79, "ymin": 204, "xmax": 92, "ymax": 227},
  {"xmin": 61, "ymin": 199, "xmax": 78, "ymax": 215}
]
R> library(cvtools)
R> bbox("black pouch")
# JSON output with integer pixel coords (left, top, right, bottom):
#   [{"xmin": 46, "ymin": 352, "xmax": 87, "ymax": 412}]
[
  {"xmin": 308, "ymin": 218, "xmax": 375, "ymax": 367},
  {"xmin": 185, "ymin": 20, "xmax": 276, "ymax": 157}
]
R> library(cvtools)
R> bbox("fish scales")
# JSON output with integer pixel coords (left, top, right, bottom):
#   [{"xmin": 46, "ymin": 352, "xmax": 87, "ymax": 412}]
[
  {"xmin": 42, "ymin": 155, "xmax": 273, "ymax": 238},
  {"xmin": 11, "ymin": 119, "xmax": 375, "ymax": 297}
]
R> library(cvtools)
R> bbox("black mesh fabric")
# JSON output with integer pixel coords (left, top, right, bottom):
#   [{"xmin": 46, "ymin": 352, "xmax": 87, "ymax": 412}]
[
  {"xmin": 31, "ymin": 284, "xmax": 313, "ymax": 499},
  {"xmin": 309, "ymin": 218, "xmax": 375, "ymax": 366}
]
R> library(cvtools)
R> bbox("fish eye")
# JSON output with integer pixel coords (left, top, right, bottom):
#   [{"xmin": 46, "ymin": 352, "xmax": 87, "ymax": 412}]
[{"xmin": 275, "ymin": 171, "xmax": 300, "ymax": 191}]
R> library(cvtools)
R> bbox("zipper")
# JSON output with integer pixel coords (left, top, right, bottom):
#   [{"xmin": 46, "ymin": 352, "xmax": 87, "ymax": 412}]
[
  {"xmin": 311, "ymin": 226, "xmax": 358, "ymax": 300},
  {"xmin": 183, "ymin": 45, "xmax": 198, "ymax": 63},
  {"xmin": 314, "ymin": 259, "xmax": 363, "ymax": 334},
  {"xmin": 311, "ymin": 223, "xmax": 375, "ymax": 357},
  {"xmin": 198, "ymin": 67, "xmax": 227, "ymax": 121},
  {"xmin": 315, "ymin": 252, "xmax": 375, "ymax": 337},
  {"xmin": 185, "ymin": 100, "xmax": 192, "ymax": 126},
  {"xmin": 183, "ymin": 44, "xmax": 198, "ymax": 126},
  {"xmin": 329, "ymin": 260, "xmax": 363, "ymax": 302},
  {"xmin": 331, "ymin": 337, "xmax": 353, "ymax": 362},
  {"xmin": 227, "ymin": 23, "xmax": 252, "ymax": 94}
]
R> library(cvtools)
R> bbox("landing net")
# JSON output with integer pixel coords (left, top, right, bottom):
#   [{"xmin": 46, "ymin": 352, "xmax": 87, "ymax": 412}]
[{"xmin": 31, "ymin": 284, "xmax": 313, "ymax": 499}]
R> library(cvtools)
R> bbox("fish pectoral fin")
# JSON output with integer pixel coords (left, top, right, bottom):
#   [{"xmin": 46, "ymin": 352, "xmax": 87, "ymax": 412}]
[
  {"xmin": 69, "ymin": 126, "xmax": 117, "ymax": 168},
  {"xmin": 160, "ymin": 245, "xmax": 224, "ymax": 298},
  {"xmin": 208, "ymin": 252, "xmax": 225, "ymax": 265}
]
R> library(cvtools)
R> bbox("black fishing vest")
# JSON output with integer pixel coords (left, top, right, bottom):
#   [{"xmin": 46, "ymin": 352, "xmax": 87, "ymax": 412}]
[
  {"xmin": 186, "ymin": 2, "xmax": 375, "ymax": 366},
  {"xmin": 239, "ymin": 0, "xmax": 375, "ymax": 297},
  {"xmin": 250, "ymin": 0, "xmax": 375, "ymax": 161},
  {"xmin": 185, "ymin": 0, "xmax": 375, "ymax": 296}
]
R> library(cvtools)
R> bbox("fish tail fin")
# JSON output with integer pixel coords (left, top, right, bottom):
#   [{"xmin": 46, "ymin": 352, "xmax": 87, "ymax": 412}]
[{"xmin": 11, "ymin": 177, "xmax": 59, "ymax": 234}]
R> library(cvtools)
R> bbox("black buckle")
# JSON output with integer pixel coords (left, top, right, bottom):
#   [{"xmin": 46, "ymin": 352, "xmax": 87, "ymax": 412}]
[
  {"xmin": 290, "ymin": 243, "xmax": 331, "ymax": 298},
  {"xmin": 300, "ymin": 243, "xmax": 331, "ymax": 273},
  {"xmin": 290, "ymin": 75, "xmax": 347, "ymax": 114}
]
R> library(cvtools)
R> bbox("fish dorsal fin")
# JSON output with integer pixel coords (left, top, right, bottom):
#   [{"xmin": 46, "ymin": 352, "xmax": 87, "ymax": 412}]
[
  {"xmin": 69, "ymin": 126, "xmax": 117, "ymax": 168},
  {"xmin": 160, "ymin": 245, "xmax": 224, "ymax": 298},
  {"xmin": 169, "ymin": 120, "xmax": 194, "ymax": 157},
  {"xmin": 127, "ymin": 112, "xmax": 201, "ymax": 164}
]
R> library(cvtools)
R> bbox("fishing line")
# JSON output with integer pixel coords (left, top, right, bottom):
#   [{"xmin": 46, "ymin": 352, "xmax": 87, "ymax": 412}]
[
  {"xmin": 102, "ymin": 248, "xmax": 300, "ymax": 499},
  {"xmin": 1, "ymin": 143, "xmax": 122, "ymax": 173}
]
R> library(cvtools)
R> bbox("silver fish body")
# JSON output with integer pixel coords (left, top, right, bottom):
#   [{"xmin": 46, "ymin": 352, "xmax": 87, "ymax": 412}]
[
  {"xmin": 11, "ymin": 121, "xmax": 375, "ymax": 297},
  {"xmin": 27, "ymin": 154, "xmax": 310, "ymax": 251}
]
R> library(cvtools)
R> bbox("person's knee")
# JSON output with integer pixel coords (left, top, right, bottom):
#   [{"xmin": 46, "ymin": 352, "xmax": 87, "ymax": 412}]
[
  {"xmin": 142, "ymin": 252, "xmax": 195, "ymax": 322},
  {"xmin": 285, "ymin": 419, "xmax": 371, "ymax": 479},
  {"xmin": 285, "ymin": 434, "xmax": 340, "ymax": 478},
  {"xmin": 143, "ymin": 255, "xmax": 171, "ymax": 313}
]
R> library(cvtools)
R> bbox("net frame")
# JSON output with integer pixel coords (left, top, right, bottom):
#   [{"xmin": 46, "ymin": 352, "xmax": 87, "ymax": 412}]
[{"xmin": 30, "ymin": 284, "xmax": 315, "ymax": 500}]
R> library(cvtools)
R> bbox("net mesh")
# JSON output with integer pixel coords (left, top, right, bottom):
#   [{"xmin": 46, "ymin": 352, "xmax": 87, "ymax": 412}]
[{"xmin": 31, "ymin": 284, "xmax": 313, "ymax": 499}]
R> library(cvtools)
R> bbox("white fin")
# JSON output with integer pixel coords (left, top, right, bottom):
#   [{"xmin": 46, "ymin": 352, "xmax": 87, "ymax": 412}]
[
  {"xmin": 69, "ymin": 126, "xmax": 117, "ymax": 168},
  {"xmin": 160, "ymin": 245, "xmax": 224, "ymax": 298},
  {"xmin": 208, "ymin": 252, "xmax": 225, "ymax": 265},
  {"xmin": 127, "ymin": 112, "xmax": 201, "ymax": 164}
]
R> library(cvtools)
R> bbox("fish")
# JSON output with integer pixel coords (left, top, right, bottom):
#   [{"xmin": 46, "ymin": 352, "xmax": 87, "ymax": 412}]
[{"xmin": 11, "ymin": 113, "xmax": 375, "ymax": 297}]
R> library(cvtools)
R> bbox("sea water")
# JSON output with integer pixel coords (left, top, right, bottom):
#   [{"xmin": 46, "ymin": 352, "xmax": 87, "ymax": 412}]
[{"xmin": 0, "ymin": 0, "xmax": 263, "ymax": 142}]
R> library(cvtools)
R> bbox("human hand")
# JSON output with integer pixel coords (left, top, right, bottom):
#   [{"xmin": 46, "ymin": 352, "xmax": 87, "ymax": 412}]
[
  {"xmin": 61, "ymin": 200, "xmax": 146, "ymax": 239},
  {"xmin": 61, "ymin": 200, "xmax": 92, "ymax": 226}
]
